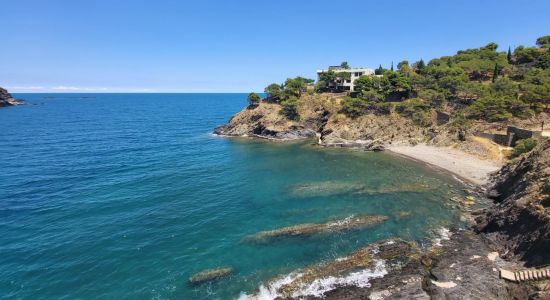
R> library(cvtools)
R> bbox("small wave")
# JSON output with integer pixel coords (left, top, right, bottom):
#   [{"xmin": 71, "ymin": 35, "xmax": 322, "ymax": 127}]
[
  {"xmin": 432, "ymin": 227, "xmax": 452, "ymax": 247},
  {"xmin": 326, "ymin": 215, "xmax": 354, "ymax": 227},
  {"xmin": 237, "ymin": 260, "xmax": 387, "ymax": 300}
]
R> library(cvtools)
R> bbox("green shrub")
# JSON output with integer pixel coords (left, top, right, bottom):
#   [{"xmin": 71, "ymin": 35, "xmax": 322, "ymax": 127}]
[
  {"xmin": 395, "ymin": 98, "xmax": 430, "ymax": 116},
  {"xmin": 466, "ymin": 96, "xmax": 531, "ymax": 121},
  {"xmin": 511, "ymin": 138, "xmax": 538, "ymax": 158},
  {"xmin": 247, "ymin": 92, "xmax": 261, "ymax": 106},
  {"xmin": 372, "ymin": 102, "xmax": 395, "ymax": 115},
  {"xmin": 340, "ymin": 97, "xmax": 368, "ymax": 118},
  {"xmin": 280, "ymin": 96, "xmax": 300, "ymax": 120}
]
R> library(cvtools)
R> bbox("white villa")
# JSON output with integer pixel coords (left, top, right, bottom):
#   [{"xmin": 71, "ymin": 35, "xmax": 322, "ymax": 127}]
[{"xmin": 316, "ymin": 66, "xmax": 375, "ymax": 92}]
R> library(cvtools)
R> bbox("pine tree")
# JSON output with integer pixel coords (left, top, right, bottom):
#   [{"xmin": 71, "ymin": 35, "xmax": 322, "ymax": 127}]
[
  {"xmin": 390, "ymin": 61, "xmax": 394, "ymax": 72},
  {"xmin": 492, "ymin": 63, "xmax": 499, "ymax": 83},
  {"xmin": 375, "ymin": 64, "xmax": 384, "ymax": 75},
  {"xmin": 507, "ymin": 46, "xmax": 512, "ymax": 63},
  {"xmin": 416, "ymin": 59, "xmax": 425, "ymax": 73}
]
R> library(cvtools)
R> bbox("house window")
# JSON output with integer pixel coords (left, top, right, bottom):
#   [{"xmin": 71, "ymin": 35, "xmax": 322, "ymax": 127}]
[
  {"xmin": 345, "ymin": 80, "xmax": 351, "ymax": 83},
  {"xmin": 354, "ymin": 72, "xmax": 363, "ymax": 77}
]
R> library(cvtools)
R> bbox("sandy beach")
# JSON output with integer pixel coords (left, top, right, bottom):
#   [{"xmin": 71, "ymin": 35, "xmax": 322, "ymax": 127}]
[{"xmin": 387, "ymin": 144, "xmax": 502, "ymax": 186}]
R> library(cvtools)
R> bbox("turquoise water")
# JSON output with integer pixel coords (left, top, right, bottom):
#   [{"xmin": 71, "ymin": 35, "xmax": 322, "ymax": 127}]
[{"xmin": 0, "ymin": 94, "xmax": 466, "ymax": 299}]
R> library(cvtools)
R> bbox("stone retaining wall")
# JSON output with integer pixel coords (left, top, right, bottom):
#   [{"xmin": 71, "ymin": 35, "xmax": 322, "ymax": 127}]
[{"xmin": 476, "ymin": 126, "xmax": 542, "ymax": 147}]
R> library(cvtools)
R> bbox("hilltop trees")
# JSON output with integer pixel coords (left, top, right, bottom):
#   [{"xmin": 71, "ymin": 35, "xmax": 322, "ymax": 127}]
[
  {"xmin": 339, "ymin": 36, "xmax": 550, "ymax": 122},
  {"xmin": 261, "ymin": 76, "xmax": 313, "ymax": 119},
  {"xmin": 264, "ymin": 83, "xmax": 283, "ymax": 102},
  {"xmin": 247, "ymin": 93, "xmax": 261, "ymax": 106},
  {"xmin": 316, "ymin": 71, "xmax": 351, "ymax": 92},
  {"xmin": 265, "ymin": 77, "xmax": 314, "ymax": 102},
  {"xmin": 374, "ymin": 65, "xmax": 385, "ymax": 75},
  {"xmin": 261, "ymin": 36, "xmax": 550, "ymax": 124},
  {"xmin": 283, "ymin": 77, "xmax": 309, "ymax": 98},
  {"xmin": 536, "ymin": 36, "xmax": 550, "ymax": 48},
  {"xmin": 413, "ymin": 59, "xmax": 425, "ymax": 73}
]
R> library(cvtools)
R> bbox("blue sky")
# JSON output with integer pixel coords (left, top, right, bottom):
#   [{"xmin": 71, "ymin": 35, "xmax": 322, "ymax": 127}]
[{"xmin": 2, "ymin": 0, "xmax": 550, "ymax": 93}]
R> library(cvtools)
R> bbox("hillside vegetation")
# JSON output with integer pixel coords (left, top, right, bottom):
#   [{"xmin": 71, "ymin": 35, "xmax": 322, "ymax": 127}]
[
  {"xmin": 251, "ymin": 36, "xmax": 550, "ymax": 129},
  {"xmin": 218, "ymin": 37, "xmax": 550, "ymax": 159}
]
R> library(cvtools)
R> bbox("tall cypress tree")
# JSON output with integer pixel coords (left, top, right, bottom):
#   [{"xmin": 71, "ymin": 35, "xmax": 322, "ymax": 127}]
[
  {"xmin": 390, "ymin": 61, "xmax": 394, "ymax": 71},
  {"xmin": 375, "ymin": 64, "xmax": 384, "ymax": 75},
  {"xmin": 416, "ymin": 59, "xmax": 425, "ymax": 73},
  {"xmin": 507, "ymin": 46, "xmax": 512, "ymax": 63},
  {"xmin": 492, "ymin": 63, "xmax": 499, "ymax": 82}
]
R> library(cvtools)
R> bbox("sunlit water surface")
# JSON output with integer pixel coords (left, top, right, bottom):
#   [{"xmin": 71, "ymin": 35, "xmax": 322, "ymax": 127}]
[{"xmin": 0, "ymin": 94, "xmax": 467, "ymax": 299}]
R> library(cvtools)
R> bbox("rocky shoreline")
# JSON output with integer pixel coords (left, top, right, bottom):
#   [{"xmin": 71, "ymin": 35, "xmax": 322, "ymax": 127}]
[
  {"xmin": 215, "ymin": 99, "xmax": 550, "ymax": 299},
  {"xmin": 0, "ymin": 87, "xmax": 24, "ymax": 107}
]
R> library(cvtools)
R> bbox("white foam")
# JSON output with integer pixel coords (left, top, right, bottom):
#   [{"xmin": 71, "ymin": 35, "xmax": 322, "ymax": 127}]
[
  {"xmin": 238, "ymin": 260, "xmax": 387, "ymax": 300},
  {"xmin": 432, "ymin": 227, "xmax": 452, "ymax": 247},
  {"xmin": 237, "ymin": 272, "xmax": 303, "ymax": 300},
  {"xmin": 327, "ymin": 215, "xmax": 354, "ymax": 227},
  {"xmin": 292, "ymin": 260, "xmax": 387, "ymax": 298}
]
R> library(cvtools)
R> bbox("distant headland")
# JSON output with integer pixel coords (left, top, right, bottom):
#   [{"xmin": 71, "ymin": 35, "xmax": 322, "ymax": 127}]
[{"xmin": 0, "ymin": 87, "xmax": 24, "ymax": 107}]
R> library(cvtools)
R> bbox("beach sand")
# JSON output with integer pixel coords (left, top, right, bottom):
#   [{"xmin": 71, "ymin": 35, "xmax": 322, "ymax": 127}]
[{"xmin": 387, "ymin": 144, "xmax": 502, "ymax": 186}]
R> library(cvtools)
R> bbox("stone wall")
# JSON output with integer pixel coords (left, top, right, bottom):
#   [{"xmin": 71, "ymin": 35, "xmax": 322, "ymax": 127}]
[
  {"xmin": 476, "ymin": 126, "xmax": 541, "ymax": 147},
  {"xmin": 436, "ymin": 111, "xmax": 450, "ymax": 125},
  {"xmin": 507, "ymin": 126, "xmax": 536, "ymax": 146}
]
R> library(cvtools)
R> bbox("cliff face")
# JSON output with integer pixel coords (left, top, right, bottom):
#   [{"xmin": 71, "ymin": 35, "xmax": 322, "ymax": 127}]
[
  {"xmin": 478, "ymin": 139, "xmax": 550, "ymax": 267},
  {"xmin": 0, "ymin": 87, "xmax": 24, "ymax": 107},
  {"xmin": 213, "ymin": 102, "xmax": 319, "ymax": 140}
]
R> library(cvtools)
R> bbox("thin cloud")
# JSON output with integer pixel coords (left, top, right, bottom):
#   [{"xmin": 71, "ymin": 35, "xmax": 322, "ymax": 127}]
[
  {"xmin": 6, "ymin": 86, "xmax": 46, "ymax": 90},
  {"xmin": 52, "ymin": 86, "xmax": 109, "ymax": 91}
]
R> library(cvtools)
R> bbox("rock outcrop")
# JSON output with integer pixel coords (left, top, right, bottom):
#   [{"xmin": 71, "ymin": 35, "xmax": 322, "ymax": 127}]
[
  {"xmin": 0, "ymin": 87, "xmax": 24, "ymax": 107},
  {"xmin": 213, "ymin": 94, "xmax": 452, "ymax": 151},
  {"xmin": 213, "ymin": 102, "xmax": 318, "ymax": 140},
  {"xmin": 478, "ymin": 138, "xmax": 550, "ymax": 267}
]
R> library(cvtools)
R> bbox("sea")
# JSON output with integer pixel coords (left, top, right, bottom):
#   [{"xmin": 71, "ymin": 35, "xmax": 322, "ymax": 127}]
[{"xmin": 0, "ymin": 93, "xmax": 467, "ymax": 299}]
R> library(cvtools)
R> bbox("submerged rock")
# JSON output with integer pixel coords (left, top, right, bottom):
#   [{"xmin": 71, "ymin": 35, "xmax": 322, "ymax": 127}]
[
  {"xmin": 290, "ymin": 181, "xmax": 366, "ymax": 197},
  {"xmin": 358, "ymin": 182, "xmax": 434, "ymax": 195},
  {"xmin": 245, "ymin": 215, "xmax": 388, "ymax": 243},
  {"xmin": 395, "ymin": 210, "xmax": 413, "ymax": 219},
  {"xmin": 290, "ymin": 181, "xmax": 434, "ymax": 198},
  {"xmin": 188, "ymin": 267, "xmax": 233, "ymax": 285}
]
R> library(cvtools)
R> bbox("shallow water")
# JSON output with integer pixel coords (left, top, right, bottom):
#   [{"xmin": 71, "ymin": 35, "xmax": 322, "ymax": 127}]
[{"xmin": 0, "ymin": 94, "xmax": 467, "ymax": 299}]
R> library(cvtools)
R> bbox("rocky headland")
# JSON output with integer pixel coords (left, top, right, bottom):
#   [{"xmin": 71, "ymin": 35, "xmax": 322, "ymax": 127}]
[
  {"xmin": 0, "ymin": 87, "xmax": 24, "ymax": 107},
  {"xmin": 216, "ymin": 93, "xmax": 550, "ymax": 299}
]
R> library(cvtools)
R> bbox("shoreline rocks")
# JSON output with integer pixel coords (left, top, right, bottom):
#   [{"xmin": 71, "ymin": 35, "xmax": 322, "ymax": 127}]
[
  {"xmin": 0, "ymin": 87, "xmax": 24, "ymax": 107},
  {"xmin": 477, "ymin": 138, "xmax": 550, "ymax": 268}
]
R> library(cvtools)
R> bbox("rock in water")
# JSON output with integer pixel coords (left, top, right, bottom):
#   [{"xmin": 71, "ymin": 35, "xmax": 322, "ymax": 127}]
[
  {"xmin": 188, "ymin": 267, "xmax": 233, "ymax": 285},
  {"xmin": 245, "ymin": 215, "xmax": 388, "ymax": 243},
  {"xmin": 0, "ymin": 87, "xmax": 24, "ymax": 107},
  {"xmin": 242, "ymin": 239, "xmax": 414, "ymax": 299}
]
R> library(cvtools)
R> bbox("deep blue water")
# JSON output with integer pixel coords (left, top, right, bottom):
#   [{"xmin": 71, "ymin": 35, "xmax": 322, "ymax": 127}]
[{"xmin": 0, "ymin": 94, "xmax": 466, "ymax": 299}]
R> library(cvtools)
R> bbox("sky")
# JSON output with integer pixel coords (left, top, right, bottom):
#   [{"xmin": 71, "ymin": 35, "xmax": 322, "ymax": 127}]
[{"xmin": 1, "ymin": 0, "xmax": 550, "ymax": 93}]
